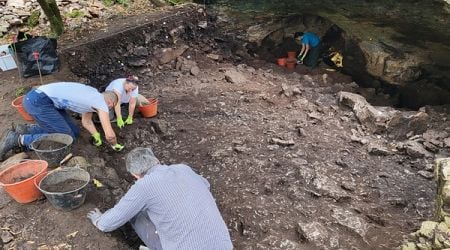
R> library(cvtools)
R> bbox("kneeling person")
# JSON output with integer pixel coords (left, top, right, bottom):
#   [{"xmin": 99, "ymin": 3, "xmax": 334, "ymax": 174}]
[
  {"xmin": 87, "ymin": 147, "xmax": 233, "ymax": 250},
  {"xmin": 106, "ymin": 75, "xmax": 149, "ymax": 128},
  {"xmin": 0, "ymin": 82, "xmax": 124, "ymax": 160}
]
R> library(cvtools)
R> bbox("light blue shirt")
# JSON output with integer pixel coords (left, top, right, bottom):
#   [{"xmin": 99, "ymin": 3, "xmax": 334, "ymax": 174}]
[
  {"xmin": 37, "ymin": 82, "xmax": 108, "ymax": 113},
  {"xmin": 105, "ymin": 78, "xmax": 138, "ymax": 104},
  {"xmin": 96, "ymin": 164, "xmax": 233, "ymax": 250}
]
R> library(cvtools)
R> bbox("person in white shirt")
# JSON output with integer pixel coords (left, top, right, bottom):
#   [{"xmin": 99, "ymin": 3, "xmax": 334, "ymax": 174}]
[
  {"xmin": 106, "ymin": 75, "xmax": 149, "ymax": 129},
  {"xmin": 0, "ymin": 82, "xmax": 125, "ymax": 160}
]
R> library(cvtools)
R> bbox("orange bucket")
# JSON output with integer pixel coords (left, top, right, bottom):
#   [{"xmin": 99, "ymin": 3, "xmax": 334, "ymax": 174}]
[
  {"xmin": 138, "ymin": 98, "xmax": 158, "ymax": 118},
  {"xmin": 0, "ymin": 160, "xmax": 48, "ymax": 203},
  {"xmin": 277, "ymin": 58, "xmax": 287, "ymax": 66},
  {"xmin": 287, "ymin": 51, "xmax": 297, "ymax": 59},
  {"xmin": 286, "ymin": 59, "xmax": 296, "ymax": 70},
  {"xmin": 12, "ymin": 95, "xmax": 34, "ymax": 121}
]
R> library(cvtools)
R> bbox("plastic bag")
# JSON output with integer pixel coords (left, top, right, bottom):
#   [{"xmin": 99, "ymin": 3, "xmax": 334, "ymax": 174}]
[{"xmin": 10, "ymin": 33, "xmax": 59, "ymax": 78}]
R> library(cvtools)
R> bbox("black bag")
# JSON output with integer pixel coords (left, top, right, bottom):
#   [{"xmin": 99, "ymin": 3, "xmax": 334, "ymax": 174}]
[{"xmin": 10, "ymin": 32, "xmax": 59, "ymax": 78}]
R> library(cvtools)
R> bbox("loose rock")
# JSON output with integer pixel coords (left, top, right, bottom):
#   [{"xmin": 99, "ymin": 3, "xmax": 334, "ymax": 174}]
[{"xmin": 224, "ymin": 69, "xmax": 246, "ymax": 84}]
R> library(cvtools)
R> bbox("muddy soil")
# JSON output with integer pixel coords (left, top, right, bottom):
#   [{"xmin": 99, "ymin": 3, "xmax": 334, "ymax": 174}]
[
  {"xmin": 35, "ymin": 141, "xmax": 68, "ymax": 151},
  {"xmin": 0, "ymin": 4, "xmax": 449, "ymax": 250},
  {"xmin": 11, "ymin": 174, "xmax": 34, "ymax": 184},
  {"xmin": 42, "ymin": 179, "xmax": 87, "ymax": 193}
]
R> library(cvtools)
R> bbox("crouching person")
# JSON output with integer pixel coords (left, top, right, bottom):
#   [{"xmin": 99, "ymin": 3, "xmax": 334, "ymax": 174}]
[
  {"xmin": 106, "ymin": 75, "xmax": 149, "ymax": 128},
  {"xmin": 87, "ymin": 147, "xmax": 233, "ymax": 250},
  {"xmin": 0, "ymin": 82, "xmax": 124, "ymax": 160}
]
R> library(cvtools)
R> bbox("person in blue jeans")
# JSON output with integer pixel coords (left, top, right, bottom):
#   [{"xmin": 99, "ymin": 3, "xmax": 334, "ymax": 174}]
[
  {"xmin": 0, "ymin": 82, "xmax": 125, "ymax": 160},
  {"xmin": 294, "ymin": 31, "xmax": 322, "ymax": 68}
]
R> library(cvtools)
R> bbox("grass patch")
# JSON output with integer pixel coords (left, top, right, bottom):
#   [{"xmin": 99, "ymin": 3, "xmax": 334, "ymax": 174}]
[
  {"xmin": 15, "ymin": 87, "xmax": 26, "ymax": 98},
  {"xmin": 165, "ymin": 0, "xmax": 191, "ymax": 5},
  {"xmin": 67, "ymin": 9, "xmax": 84, "ymax": 18},
  {"xmin": 27, "ymin": 10, "xmax": 40, "ymax": 28}
]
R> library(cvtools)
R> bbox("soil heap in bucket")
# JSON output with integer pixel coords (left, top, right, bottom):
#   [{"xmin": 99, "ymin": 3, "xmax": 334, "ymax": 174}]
[
  {"xmin": 0, "ymin": 160, "xmax": 48, "ymax": 203},
  {"xmin": 30, "ymin": 133, "xmax": 73, "ymax": 168},
  {"xmin": 36, "ymin": 167, "xmax": 90, "ymax": 211}
]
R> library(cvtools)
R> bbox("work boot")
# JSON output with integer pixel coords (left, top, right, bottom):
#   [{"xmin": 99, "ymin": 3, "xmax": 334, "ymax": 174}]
[
  {"xmin": 0, "ymin": 130, "xmax": 20, "ymax": 160},
  {"xmin": 12, "ymin": 123, "xmax": 32, "ymax": 134}
]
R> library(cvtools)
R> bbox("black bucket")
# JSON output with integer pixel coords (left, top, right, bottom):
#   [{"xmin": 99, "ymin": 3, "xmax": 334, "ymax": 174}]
[
  {"xmin": 36, "ymin": 167, "xmax": 90, "ymax": 211},
  {"xmin": 30, "ymin": 133, "xmax": 73, "ymax": 168}
]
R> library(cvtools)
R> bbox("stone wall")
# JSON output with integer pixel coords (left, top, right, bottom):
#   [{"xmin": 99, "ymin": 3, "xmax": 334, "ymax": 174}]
[
  {"xmin": 400, "ymin": 158, "xmax": 450, "ymax": 249},
  {"xmin": 0, "ymin": 0, "xmax": 109, "ymax": 37}
]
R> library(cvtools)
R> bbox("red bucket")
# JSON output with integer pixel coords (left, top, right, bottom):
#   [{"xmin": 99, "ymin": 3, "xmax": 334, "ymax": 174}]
[
  {"xmin": 277, "ymin": 58, "xmax": 287, "ymax": 66},
  {"xmin": 12, "ymin": 95, "xmax": 34, "ymax": 121},
  {"xmin": 286, "ymin": 59, "xmax": 296, "ymax": 70},
  {"xmin": 138, "ymin": 98, "xmax": 158, "ymax": 118},
  {"xmin": 287, "ymin": 51, "xmax": 297, "ymax": 59},
  {"xmin": 0, "ymin": 160, "xmax": 48, "ymax": 203}
]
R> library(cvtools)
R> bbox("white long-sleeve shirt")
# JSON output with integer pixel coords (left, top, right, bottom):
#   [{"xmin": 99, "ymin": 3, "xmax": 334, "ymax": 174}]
[{"xmin": 96, "ymin": 164, "xmax": 233, "ymax": 250}]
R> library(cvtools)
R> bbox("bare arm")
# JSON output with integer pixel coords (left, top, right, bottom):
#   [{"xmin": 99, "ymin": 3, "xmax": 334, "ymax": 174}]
[
  {"xmin": 301, "ymin": 44, "xmax": 310, "ymax": 60},
  {"xmin": 128, "ymin": 97, "xmax": 137, "ymax": 119},
  {"xmin": 98, "ymin": 110, "xmax": 117, "ymax": 145},
  {"xmin": 113, "ymin": 90, "xmax": 122, "ymax": 119},
  {"xmin": 299, "ymin": 44, "xmax": 306, "ymax": 58},
  {"xmin": 81, "ymin": 112, "xmax": 98, "ymax": 135}
]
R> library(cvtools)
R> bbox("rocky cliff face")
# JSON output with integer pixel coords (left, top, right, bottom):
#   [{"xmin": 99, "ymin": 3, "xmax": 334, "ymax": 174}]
[{"xmin": 212, "ymin": 0, "xmax": 450, "ymax": 109}]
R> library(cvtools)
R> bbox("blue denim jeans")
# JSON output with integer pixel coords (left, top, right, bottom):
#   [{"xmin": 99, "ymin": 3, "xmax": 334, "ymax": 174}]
[{"xmin": 21, "ymin": 89, "xmax": 80, "ymax": 149}]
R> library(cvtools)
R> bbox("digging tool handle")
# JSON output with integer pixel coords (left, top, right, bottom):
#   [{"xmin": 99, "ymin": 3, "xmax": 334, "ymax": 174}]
[{"xmin": 59, "ymin": 153, "xmax": 73, "ymax": 166}]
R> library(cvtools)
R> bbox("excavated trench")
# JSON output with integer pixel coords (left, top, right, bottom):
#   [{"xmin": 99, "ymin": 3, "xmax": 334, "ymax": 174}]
[{"xmin": 58, "ymin": 4, "xmax": 440, "ymax": 248}]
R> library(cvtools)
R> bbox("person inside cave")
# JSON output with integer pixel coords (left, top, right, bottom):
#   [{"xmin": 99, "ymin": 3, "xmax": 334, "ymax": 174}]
[{"xmin": 294, "ymin": 31, "xmax": 322, "ymax": 68}]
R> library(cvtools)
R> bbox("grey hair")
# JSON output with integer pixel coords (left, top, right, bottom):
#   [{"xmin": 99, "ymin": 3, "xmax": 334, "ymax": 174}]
[
  {"xmin": 126, "ymin": 147, "xmax": 160, "ymax": 176},
  {"xmin": 102, "ymin": 91, "xmax": 118, "ymax": 106}
]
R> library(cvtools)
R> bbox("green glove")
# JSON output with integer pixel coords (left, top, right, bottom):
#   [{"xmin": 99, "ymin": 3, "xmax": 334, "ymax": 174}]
[
  {"xmin": 92, "ymin": 132, "xmax": 102, "ymax": 146},
  {"xmin": 117, "ymin": 116, "xmax": 125, "ymax": 129},
  {"xmin": 124, "ymin": 116, "xmax": 133, "ymax": 125},
  {"xmin": 112, "ymin": 143, "xmax": 124, "ymax": 152}
]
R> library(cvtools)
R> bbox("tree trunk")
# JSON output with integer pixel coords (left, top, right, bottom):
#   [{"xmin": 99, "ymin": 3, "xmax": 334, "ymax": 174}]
[{"xmin": 36, "ymin": 0, "xmax": 64, "ymax": 36}]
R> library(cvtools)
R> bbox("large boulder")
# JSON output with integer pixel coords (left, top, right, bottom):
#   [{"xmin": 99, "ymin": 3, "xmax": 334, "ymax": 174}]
[
  {"xmin": 337, "ymin": 91, "xmax": 388, "ymax": 132},
  {"xmin": 359, "ymin": 41, "xmax": 424, "ymax": 84},
  {"xmin": 386, "ymin": 111, "xmax": 429, "ymax": 139},
  {"xmin": 338, "ymin": 91, "xmax": 430, "ymax": 138}
]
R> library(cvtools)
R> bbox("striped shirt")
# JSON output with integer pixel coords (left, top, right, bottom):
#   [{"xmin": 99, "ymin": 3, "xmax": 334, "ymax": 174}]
[{"xmin": 96, "ymin": 164, "xmax": 233, "ymax": 250}]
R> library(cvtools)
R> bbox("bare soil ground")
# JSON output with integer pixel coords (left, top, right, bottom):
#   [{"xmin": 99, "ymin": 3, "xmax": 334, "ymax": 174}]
[{"xmin": 0, "ymin": 5, "xmax": 449, "ymax": 250}]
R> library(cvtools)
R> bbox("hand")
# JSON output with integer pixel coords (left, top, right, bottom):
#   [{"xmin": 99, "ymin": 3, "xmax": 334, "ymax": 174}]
[
  {"xmin": 117, "ymin": 116, "xmax": 125, "ymax": 129},
  {"xmin": 125, "ymin": 116, "xmax": 133, "ymax": 125},
  {"xmin": 87, "ymin": 208, "xmax": 103, "ymax": 227},
  {"xmin": 92, "ymin": 132, "xmax": 102, "ymax": 146},
  {"xmin": 112, "ymin": 143, "xmax": 125, "ymax": 152}
]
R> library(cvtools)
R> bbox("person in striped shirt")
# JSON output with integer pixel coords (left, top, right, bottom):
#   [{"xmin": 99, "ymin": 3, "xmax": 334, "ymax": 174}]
[{"xmin": 87, "ymin": 147, "xmax": 233, "ymax": 250}]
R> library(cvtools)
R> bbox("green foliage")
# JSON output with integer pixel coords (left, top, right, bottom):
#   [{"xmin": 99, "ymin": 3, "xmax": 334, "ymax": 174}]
[
  {"xmin": 15, "ymin": 87, "xmax": 26, "ymax": 98},
  {"xmin": 102, "ymin": 0, "xmax": 114, "ymax": 7},
  {"xmin": 67, "ymin": 9, "xmax": 84, "ymax": 18},
  {"xmin": 27, "ymin": 10, "xmax": 41, "ymax": 28},
  {"xmin": 117, "ymin": 0, "xmax": 129, "ymax": 6},
  {"xmin": 102, "ymin": 0, "xmax": 129, "ymax": 6},
  {"xmin": 165, "ymin": 0, "xmax": 191, "ymax": 5}
]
